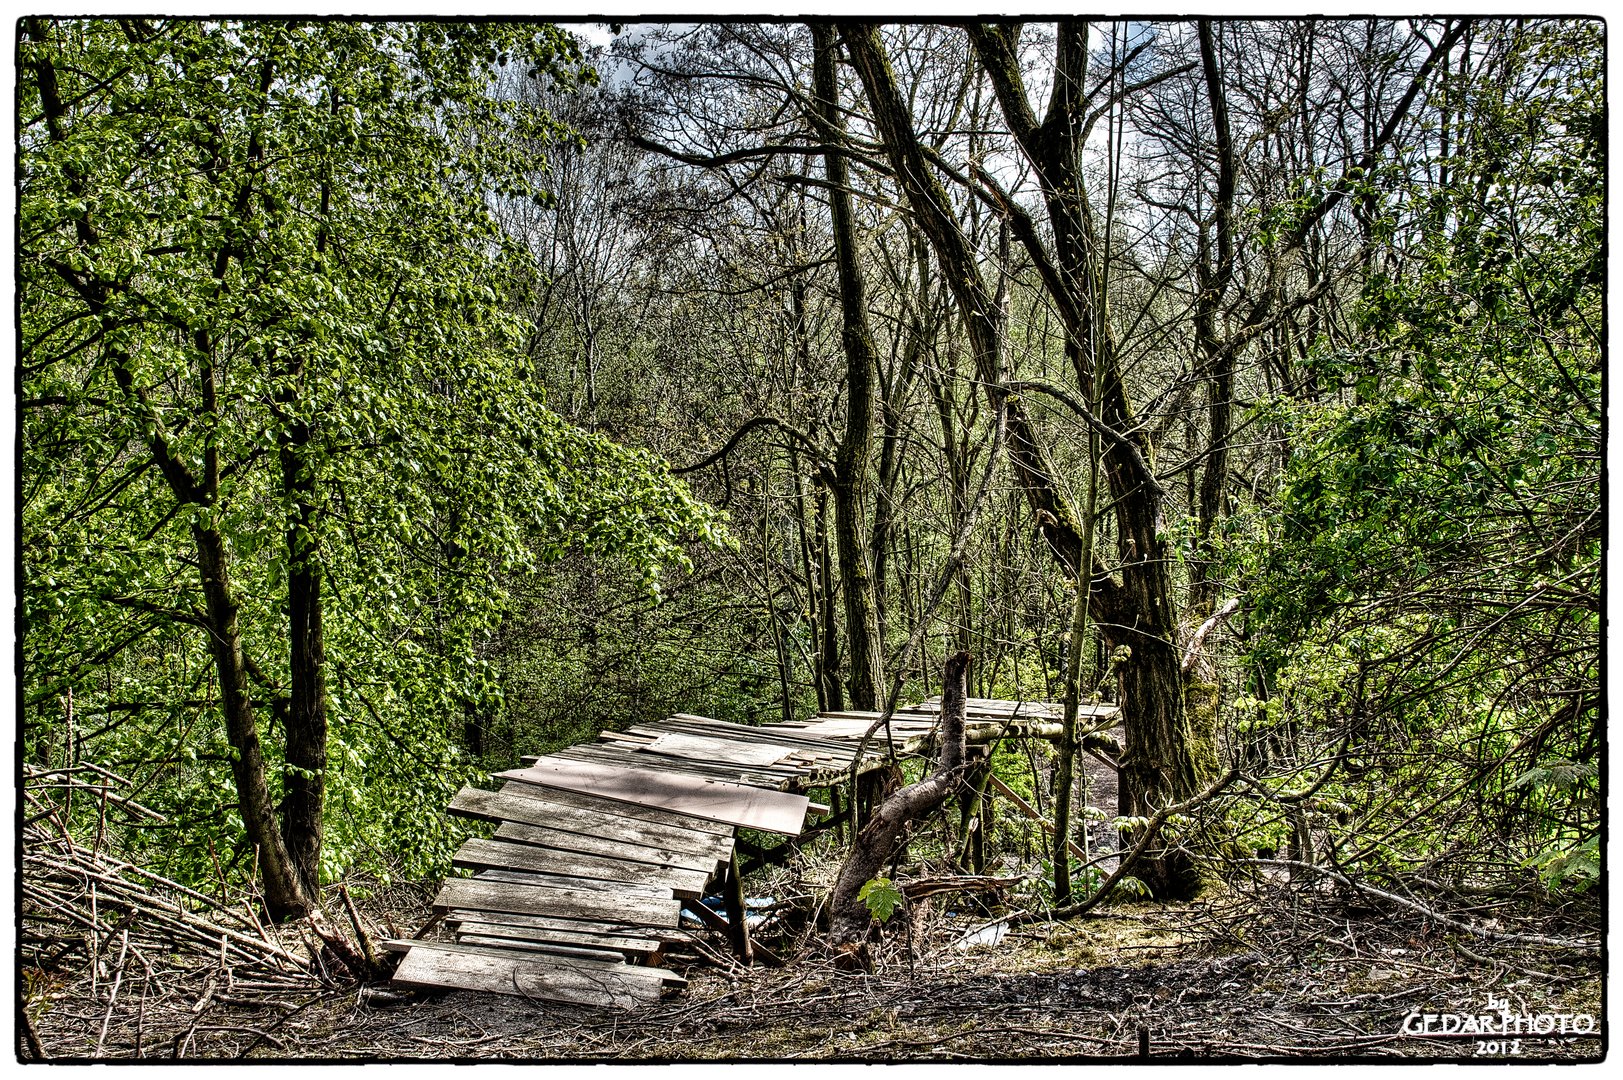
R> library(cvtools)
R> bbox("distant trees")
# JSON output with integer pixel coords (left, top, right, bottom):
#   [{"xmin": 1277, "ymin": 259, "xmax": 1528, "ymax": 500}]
[{"xmin": 604, "ymin": 17, "xmax": 1598, "ymax": 902}]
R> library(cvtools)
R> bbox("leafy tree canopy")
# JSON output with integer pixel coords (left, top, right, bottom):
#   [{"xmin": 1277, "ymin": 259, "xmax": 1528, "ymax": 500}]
[{"xmin": 19, "ymin": 18, "xmax": 723, "ymax": 885}]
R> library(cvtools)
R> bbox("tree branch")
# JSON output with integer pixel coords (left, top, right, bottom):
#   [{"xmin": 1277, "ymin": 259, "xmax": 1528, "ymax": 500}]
[
  {"xmin": 1002, "ymin": 378, "xmax": 1163, "ymax": 499},
  {"xmin": 1281, "ymin": 19, "xmax": 1470, "ymax": 252},
  {"xmin": 673, "ymin": 415, "xmax": 833, "ymax": 483},
  {"xmin": 1182, "ymin": 597, "xmax": 1240, "ymax": 676},
  {"xmin": 629, "ymin": 133, "xmax": 892, "ymax": 177},
  {"xmin": 1012, "ymin": 767, "xmax": 1240, "ymax": 924}
]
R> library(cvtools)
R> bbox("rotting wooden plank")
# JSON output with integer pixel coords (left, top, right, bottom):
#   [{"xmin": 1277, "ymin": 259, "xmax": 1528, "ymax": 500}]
[
  {"xmin": 491, "ymin": 820, "xmax": 724, "ymax": 875},
  {"xmin": 453, "ymin": 837, "xmax": 710, "ymax": 899},
  {"xmin": 628, "ymin": 729, "xmax": 848, "ymax": 771},
  {"xmin": 647, "ymin": 718, "xmax": 865, "ymax": 766},
  {"xmin": 453, "ymin": 934, "xmax": 628, "ymax": 964},
  {"xmin": 396, "ymin": 935, "xmax": 681, "ymax": 987},
  {"xmin": 472, "ymin": 868, "xmax": 675, "ymax": 898},
  {"xmin": 497, "ymin": 758, "xmax": 812, "ymax": 835},
  {"xmin": 434, "ymin": 877, "xmax": 681, "ymax": 928},
  {"xmin": 528, "ymin": 744, "xmax": 787, "ymax": 783},
  {"xmin": 640, "ymin": 731, "xmax": 801, "ymax": 768},
  {"xmin": 790, "ymin": 717, "xmax": 935, "ymax": 740},
  {"xmin": 799, "ymin": 712, "xmax": 936, "ymax": 729},
  {"xmin": 444, "ymin": 909, "xmax": 683, "ymax": 941},
  {"xmin": 390, "ymin": 947, "xmax": 661, "ymax": 1008},
  {"xmin": 905, "ymin": 696, "xmax": 1105, "ymax": 721},
  {"xmin": 448, "ymin": 921, "xmax": 662, "ymax": 959},
  {"xmin": 573, "ymin": 737, "xmax": 806, "ymax": 778},
  {"xmin": 452, "ymin": 786, "xmax": 724, "ymax": 852},
  {"xmin": 552, "ymin": 743, "xmax": 797, "ymax": 787},
  {"xmin": 455, "ymin": 784, "xmax": 734, "ymax": 859},
  {"xmin": 657, "ymin": 716, "xmax": 857, "ymax": 755},
  {"xmin": 598, "ymin": 730, "xmax": 657, "ymax": 749},
  {"xmin": 396, "ymin": 937, "xmax": 684, "ymax": 986},
  {"xmin": 658, "ymin": 717, "xmax": 856, "ymax": 751},
  {"xmin": 495, "ymin": 779, "xmax": 735, "ymax": 837},
  {"xmin": 643, "ymin": 727, "xmax": 856, "ymax": 770}
]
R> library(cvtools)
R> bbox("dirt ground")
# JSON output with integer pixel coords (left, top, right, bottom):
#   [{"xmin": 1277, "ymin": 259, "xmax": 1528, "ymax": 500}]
[{"xmin": 25, "ymin": 879, "xmax": 1602, "ymax": 1063}]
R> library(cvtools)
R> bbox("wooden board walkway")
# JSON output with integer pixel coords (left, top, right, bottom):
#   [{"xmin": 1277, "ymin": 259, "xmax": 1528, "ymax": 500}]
[{"xmin": 392, "ymin": 697, "xmax": 1118, "ymax": 1007}]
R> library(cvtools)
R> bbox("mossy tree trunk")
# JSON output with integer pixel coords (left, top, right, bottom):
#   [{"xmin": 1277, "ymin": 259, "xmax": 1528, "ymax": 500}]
[{"xmin": 809, "ymin": 22, "xmax": 883, "ymax": 710}]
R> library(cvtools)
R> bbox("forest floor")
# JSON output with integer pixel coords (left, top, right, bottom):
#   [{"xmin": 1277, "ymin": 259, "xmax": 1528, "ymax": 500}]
[{"xmin": 26, "ymin": 876, "xmax": 1602, "ymax": 1063}]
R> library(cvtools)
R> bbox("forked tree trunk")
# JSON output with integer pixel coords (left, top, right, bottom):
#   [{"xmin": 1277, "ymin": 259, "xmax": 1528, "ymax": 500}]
[
  {"xmin": 842, "ymin": 23, "xmax": 1209, "ymax": 898},
  {"xmin": 827, "ymin": 650, "xmax": 970, "ymax": 967}
]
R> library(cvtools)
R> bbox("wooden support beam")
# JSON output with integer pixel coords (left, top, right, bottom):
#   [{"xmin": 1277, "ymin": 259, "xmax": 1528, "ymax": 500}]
[
  {"xmin": 722, "ymin": 849, "xmax": 752, "ymax": 965},
  {"xmin": 959, "ymin": 751, "xmax": 993, "ymax": 873},
  {"xmin": 986, "ymin": 772, "xmax": 1087, "ymax": 863}
]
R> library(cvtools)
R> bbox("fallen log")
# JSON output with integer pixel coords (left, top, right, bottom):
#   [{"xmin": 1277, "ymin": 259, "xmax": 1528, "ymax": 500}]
[{"xmin": 900, "ymin": 874, "xmax": 1023, "ymax": 901}]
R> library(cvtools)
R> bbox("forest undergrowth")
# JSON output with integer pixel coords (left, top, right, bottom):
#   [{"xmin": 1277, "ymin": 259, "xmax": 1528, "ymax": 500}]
[{"xmin": 23, "ymin": 864, "xmax": 1601, "ymax": 1063}]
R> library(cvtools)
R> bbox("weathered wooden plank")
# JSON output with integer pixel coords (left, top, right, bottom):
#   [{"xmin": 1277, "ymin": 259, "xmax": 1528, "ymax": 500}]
[
  {"xmin": 790, "ymin": 717, "xmax": 929, "ymax": 739},
  {"xmin": 635, "ymin": 719, "xmax": 858, "ymax": 778},
  {"xmin": 553, "ymin": 743, "xmax": 796, "ymax": 787},
  {"xmin": 433, "ymin": 876, "xmax": 681, "ymax": 928},
  {"xmin": 395, "ymin": 938, "xmax": 683, "ymax": 986},
  {"xmin": 490, "ymin": 820, "xmax": 724, "ymax": 875},
  {"xmin": 451, "ymin": 785, "xmax": 733, "ymax": 857},
  {"xmin": 659, "ymin": 715, "xmax": 857, "ymax": 755},
  {"xmin": 448, "ymin": 920, "xmax": 662, "ymax": 959},
  {"xmin": 390, "ymin": 946, "xmax": 663, "ymax": 1007},
  {"xmin": 904, "ymin": 696, "xmax": 1102, "ymax": 721},
  {"xmin": 453, "ymin": 837, "xmax": 710, "ymax": 899},
  {"xmin": 471, "ymin": 868, "xmax": 674, "ymax": 898},
  {"xmin": 497, "ymin": 758, "xmax": 811, "ymax": 835},
  {"xmin": 532, "ymin": 747, "xmax": 792, "ymax": 789},
  {"xmin": 572, "ymin": 737, "xmax": 805, "ymax": 778},
  {"xmin": 598, "ymin": 730, "xmax": 656, "ymax": 746},
  {"xmin": 444, "ymin": 908, "xmax": 683, "ymax": 941},
  {"xmin": 640, "ymin": 731, "xmax": 800, "ymax": 767},
  {"xmin": 495, "ymin": 779, "xmax": 736, "ymax": 837},
  {"xmin": 452, "ymin": 934, "xmax": 628, "ymax": 964}
]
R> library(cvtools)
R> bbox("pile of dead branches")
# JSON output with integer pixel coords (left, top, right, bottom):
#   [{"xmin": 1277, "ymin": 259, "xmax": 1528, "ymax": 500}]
[
  {"xmin": 20, "ymin": 764, "xmax": 331, "ymax": 1058},
  {"xmin": 22, "ymin": 765, "xmax": 315, "ymax": 978}
]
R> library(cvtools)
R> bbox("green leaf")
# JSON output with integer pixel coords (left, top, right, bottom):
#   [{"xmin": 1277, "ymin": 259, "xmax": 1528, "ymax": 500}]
[{"xmin": 857, "ymin": 877, "xmax": 904, "ymax": 924}]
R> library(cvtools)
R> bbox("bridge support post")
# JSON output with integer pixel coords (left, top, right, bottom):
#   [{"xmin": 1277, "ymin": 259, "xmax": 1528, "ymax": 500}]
[
  {"xmin": 958, "ymin": 745, "xmax": 992, "ymax": 873},
  {"xmin": 723, "ymin": 849, "xmax": 753, "ymax": 964}
]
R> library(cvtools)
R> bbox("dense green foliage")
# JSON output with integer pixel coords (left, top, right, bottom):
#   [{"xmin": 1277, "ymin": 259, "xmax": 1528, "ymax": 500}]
[
  {"xmin": 1234, "ymin": 21, "xmax": 1601, "ymax": 889},
  {"xmin": 19, "ymin": 19, "xmax": 720, "ymax": 888}
]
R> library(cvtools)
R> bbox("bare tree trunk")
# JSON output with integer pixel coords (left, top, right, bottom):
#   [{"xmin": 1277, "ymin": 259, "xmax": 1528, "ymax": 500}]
[
  {"xmin": 810, "ymin": 23, "xmax": 883, "ymax": 710},
  {"xmin": 827, "ymin": 649, "xmax": 970, "ymax": 968},
  {"xmin": 276, "ymin": 340, "xmax": 327, "ymax": 900},
  {"xmin": 812, "ymin": 484, "xmax": 844, "ymax": 712},
  {"xmin": 194, "ymin": 526, "xmax": 311, "ymax": 921},
  {"xmin": 1189, "ymin": 19, "xmax": 1239, "ymax": 618}
]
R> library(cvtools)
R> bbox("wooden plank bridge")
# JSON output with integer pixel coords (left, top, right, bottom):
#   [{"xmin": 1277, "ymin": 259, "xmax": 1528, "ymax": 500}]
[{"xmin": 389, "ymin": 697, "xmax": 1119, "ymax": 1007}]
